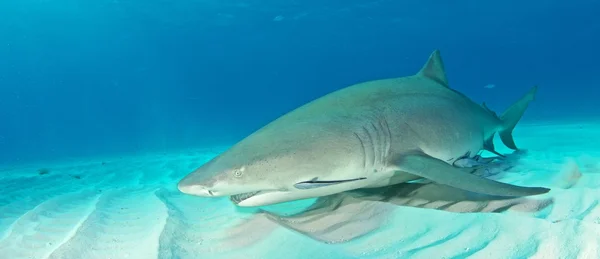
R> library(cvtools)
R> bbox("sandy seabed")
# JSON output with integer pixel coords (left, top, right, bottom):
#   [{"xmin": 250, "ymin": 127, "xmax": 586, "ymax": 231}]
[{"xmin": 1, "ymin": 121, "xmax": 600, "ymax": 259}]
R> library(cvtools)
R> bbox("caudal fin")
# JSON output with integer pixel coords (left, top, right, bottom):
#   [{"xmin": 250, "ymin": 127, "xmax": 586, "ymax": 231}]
[{"xmin": 499, "ymin": 85, "xmax": 538, "ymax": 150}]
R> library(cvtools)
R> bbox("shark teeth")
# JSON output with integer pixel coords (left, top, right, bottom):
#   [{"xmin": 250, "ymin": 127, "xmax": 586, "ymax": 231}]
[{"xmin": 230, "ymin": 191, "xmax": 260, "ymax": 204}]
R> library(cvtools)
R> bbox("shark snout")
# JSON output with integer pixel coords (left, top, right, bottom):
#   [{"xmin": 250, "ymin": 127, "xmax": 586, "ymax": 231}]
[
  {"xmin": 177, "ymin": 179, "xmax": 256, "ymax": 197},
  {"xmin": 177, "ymin": 181, "xmax": 215, "ymax": 197},
  {"xmin": 177, "ymin": 175, "xmax": 233, "ymax": 197},
  {"xmin": 176, "ymin": 169, "xmax": 222, "ymax": 197},
  {"xmin": 177, "ymin": 158, "xmax": 270, "ymax": 199},
  {"xmin": 177, "ymin": 171, "xmax": 254, "ymax": 197}
]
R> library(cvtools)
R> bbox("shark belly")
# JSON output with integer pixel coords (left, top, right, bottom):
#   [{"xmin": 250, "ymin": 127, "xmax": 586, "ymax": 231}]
[{"xmin": 362, "ymin": 171, "xmax": 422, "ymax": 188}]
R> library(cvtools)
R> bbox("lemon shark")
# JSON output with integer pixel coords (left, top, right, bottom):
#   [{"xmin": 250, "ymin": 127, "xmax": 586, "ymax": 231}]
[{"xmin": 177, "ymin": 50, "xmax": 550, "ymax": 207}]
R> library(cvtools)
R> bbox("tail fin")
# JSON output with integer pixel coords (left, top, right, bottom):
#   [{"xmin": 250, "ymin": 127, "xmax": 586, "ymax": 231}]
[{"xmin": 498, "ymin": 85, "xmax": 538, "ymax": 150}]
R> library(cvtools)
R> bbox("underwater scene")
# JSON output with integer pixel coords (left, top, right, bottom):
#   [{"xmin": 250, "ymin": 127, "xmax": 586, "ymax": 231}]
[{"xmin": 1, "ymin": 0, "xmax": 600, "ymax": 258}]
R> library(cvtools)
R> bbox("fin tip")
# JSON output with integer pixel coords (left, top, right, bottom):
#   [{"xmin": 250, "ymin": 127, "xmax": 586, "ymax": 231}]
[{"xmin": 417, "ymin": 49, "xmax": 449, "ymax": 87}]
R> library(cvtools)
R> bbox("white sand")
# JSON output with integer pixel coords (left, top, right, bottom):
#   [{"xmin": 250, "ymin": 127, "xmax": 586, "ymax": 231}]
[{"xmin": 1, "ymin": 122, "xmax": 600, "ymax": 259}]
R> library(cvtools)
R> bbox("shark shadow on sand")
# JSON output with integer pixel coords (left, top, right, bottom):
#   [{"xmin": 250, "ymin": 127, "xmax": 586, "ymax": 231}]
[{"xmin": 224, "ymin": 151, "xmax": 554, "ymax": 245}]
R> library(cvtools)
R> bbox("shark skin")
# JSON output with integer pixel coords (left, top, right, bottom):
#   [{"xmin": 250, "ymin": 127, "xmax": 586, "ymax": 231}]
[{"xmin": 177, "ymin": 49, "xmax": 550, "ymax": 207}]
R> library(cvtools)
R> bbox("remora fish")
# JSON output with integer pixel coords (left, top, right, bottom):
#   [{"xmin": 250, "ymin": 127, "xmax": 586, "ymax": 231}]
[{"xmin": 177, "ymin": 50, "xmax": 550, "ymax": 207}]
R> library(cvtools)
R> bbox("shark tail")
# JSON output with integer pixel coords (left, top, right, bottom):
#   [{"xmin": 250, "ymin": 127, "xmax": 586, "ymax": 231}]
[{"xmin": 498, "ymin": 85, "xmax": 538, "ymax": 150}]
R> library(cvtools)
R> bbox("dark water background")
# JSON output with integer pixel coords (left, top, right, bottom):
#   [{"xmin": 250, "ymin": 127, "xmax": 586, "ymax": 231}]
[{"xmin": 1, "ymin": 0, "xmax": 598, "ymax": 164}]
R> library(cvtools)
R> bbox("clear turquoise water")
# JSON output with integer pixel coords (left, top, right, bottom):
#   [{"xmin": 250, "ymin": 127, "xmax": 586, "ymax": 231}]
[
  {"xmin": 2, "ymin": 122, "xmax": 600, "ymax": 258},
  {"xmin": 1, "ymin": 1, "xmax": 599, "ymax": 258}
]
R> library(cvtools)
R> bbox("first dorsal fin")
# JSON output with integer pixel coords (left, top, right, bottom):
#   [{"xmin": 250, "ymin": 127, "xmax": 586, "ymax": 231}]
[{"xmin": 417, "ymin": 49, "xmax": 449, "ymax": 87}]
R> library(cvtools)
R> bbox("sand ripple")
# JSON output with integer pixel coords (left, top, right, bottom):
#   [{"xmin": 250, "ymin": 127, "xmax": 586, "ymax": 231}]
[{"xmin": 0, "ymin": 124, "xmax": 599, "ymax": 258}]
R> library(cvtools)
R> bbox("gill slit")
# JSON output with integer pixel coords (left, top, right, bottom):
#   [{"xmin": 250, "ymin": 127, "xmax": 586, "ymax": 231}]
[
  {"xmin": 353, "ymin": 132, "xmax": 367, "ymax": 171},
  {"xmin": 381, "ymin": 118, "xmax": 392, "ymax": 165},
  {"xmin": 361, "ymin": 125, "xmax": 376, "ymax": 169},
  {"xmin": 370, "ymin": 122, "xmax": 381, "ymax": 167}
]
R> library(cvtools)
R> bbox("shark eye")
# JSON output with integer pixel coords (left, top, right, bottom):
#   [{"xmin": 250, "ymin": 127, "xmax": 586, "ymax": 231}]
[{"xmin": 233, "ymin": 168, "xmax": 244, "ymax": 178}]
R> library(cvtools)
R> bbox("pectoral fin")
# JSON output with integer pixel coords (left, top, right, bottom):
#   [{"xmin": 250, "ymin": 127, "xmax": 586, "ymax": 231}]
[
  {"xmin": 294, "ymin": 177, "xmax": 367, "ymax": 189},
  {"xmin": 391, "ymin": 154, "xmax": 550, "ymax": 197}
]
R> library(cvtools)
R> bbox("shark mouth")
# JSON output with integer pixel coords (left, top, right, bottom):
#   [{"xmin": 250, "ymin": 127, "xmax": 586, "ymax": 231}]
[{"xmin": 230, "ymin": 191, "xmax": 261, "ymax": 204}]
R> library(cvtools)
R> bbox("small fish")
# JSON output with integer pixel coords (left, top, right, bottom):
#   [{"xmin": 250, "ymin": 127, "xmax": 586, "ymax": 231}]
[
  {"xmin": 453, "ymin": 151, "xmax": 502, "ymax": 168},
  {"xmin": 294, "ymin": 177, "xmax": 367, "ymax": 189},
  {"xmin": 454, "ymin": 156, "xmax": 498, "ymax": 168}
]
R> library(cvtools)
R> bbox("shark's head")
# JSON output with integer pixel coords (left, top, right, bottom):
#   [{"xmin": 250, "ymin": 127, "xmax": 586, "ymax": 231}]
[{"xmin": 177, "ymin": 124, "xmax": 371, "ymax": 207}]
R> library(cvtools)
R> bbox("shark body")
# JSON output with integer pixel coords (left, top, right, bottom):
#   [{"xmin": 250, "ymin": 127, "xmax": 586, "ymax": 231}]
[{"xmin": 177, "ymin": 50, "xmax": 549, "ymax": 207}]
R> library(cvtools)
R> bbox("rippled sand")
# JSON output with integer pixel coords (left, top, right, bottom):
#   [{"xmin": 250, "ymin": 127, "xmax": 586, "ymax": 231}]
[{"xmin": 1, "ymin": 122, "xmax": 599, "ymax": 259}]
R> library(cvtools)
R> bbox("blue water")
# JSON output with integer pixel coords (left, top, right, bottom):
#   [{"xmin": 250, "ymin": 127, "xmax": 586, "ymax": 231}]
[
  {"xmin": 1, "ymin": 1, "xmax": 600, "ymax": 258},
  {"xmin": 1, "ymin": 0, "xmax": 598, "ymax": 165}
]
